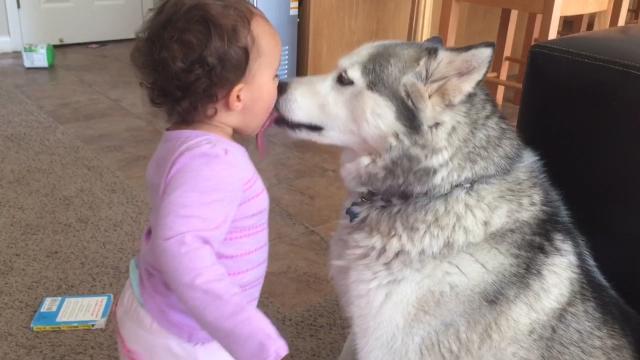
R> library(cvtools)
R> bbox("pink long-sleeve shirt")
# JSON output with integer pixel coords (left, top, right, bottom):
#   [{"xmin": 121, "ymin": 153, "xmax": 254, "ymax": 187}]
[{"xmin": 136, "ymin": 130, "xmax": 288, "ymax": 360}]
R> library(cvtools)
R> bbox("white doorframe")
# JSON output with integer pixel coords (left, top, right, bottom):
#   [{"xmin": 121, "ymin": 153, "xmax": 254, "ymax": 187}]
[{"xmin": 1, "ymin": 0, "xmax": 22, "ymax": 52}]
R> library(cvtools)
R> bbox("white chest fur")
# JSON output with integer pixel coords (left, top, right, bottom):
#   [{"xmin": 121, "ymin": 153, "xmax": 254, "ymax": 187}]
[{"xmin": 329, "ymin": 230, "xmax": 538, "ymax": 360}]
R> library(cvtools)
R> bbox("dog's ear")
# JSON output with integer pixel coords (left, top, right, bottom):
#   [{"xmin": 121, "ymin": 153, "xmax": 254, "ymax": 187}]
[
  {"xmin": 423, "ymin": 36, "xmax": 443, "ymax": 48},
  {"xmin": 403, "ymin": 42, "xmax": 494, "ymax": 108}
]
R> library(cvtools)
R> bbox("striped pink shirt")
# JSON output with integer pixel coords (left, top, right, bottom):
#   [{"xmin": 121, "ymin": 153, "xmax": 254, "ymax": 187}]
[{"xmin": 136, "ymin": 130, "xmax": 288, "ymax": 359}]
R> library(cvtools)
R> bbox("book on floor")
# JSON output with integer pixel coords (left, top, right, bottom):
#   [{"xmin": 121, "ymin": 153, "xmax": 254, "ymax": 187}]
[{"xmin": 31, "ymin": 294, "xmax": 113, "ymax": 332}]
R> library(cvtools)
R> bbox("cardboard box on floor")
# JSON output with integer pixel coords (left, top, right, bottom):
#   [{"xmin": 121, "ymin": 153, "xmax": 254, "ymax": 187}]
[{"xmin": 22, "ymin": 44, "xmax": 55, "ymax": 69}]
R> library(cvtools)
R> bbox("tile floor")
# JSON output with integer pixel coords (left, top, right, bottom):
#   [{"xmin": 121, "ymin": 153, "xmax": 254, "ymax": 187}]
[{"xmin": 0, "ymin": 41, "xmax": 519, "ymax": 313}]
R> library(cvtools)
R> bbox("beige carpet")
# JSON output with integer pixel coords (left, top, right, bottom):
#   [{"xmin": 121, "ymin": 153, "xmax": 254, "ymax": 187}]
[{"xmin": 0, "ymin": 84, "xmax": 346, "ymax": 359}]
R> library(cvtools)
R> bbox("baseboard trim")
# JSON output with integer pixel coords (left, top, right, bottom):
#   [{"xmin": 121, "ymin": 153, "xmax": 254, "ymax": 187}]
[{"xmin": 0, "ymin": 36, "xmax": 19, "ymax": 53}]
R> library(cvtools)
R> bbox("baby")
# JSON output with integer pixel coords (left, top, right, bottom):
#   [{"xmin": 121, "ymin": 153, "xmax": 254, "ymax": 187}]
[{"xmin": 115, "ymin": 1, "xmax": 288, "ymax": 359}]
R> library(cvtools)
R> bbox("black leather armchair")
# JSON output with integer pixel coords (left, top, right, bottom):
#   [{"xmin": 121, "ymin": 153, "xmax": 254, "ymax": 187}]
[{"xmin": 517, "ymin": 25, "xmax": 640, "ymax": 314}]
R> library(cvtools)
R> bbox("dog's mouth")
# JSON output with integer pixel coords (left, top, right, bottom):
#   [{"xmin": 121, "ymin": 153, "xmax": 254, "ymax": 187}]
[{"xmin": 273, "ymin": 113, "xmax": 324, "ymax": 133}]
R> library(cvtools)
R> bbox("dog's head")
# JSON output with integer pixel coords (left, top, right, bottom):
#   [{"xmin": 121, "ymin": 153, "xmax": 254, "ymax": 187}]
[{"xmin": 275, "ymin": 37, "xmax": 495, "ymax": 153}]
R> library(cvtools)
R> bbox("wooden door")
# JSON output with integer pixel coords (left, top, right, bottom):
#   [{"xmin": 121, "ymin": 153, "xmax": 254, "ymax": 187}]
[
  {"xmin": 20, "ymin": 0, "xmax": 144, "ymax": 45},
  {"xmin": 298, "ymin": 0, "xmax": 419, "ymax": 75}
]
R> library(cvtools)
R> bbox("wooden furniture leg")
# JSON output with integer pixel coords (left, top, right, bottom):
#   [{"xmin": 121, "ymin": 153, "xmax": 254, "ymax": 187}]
[
  {"xmin": 492, "ymin": 8, "xmax": 519, "ymax": 107},
  {"xmin": 579, "ymin": 14, "xmax": 592, "ymax": 31},
  {"xmin": 568, "ymin": 14, "xmax": 591, "ymax": 33},
  {"xmin": 594, "ymin": 0, "xmax": 615, "ymax": 29},
  {"xmin": 490, "ymin": 8, "xmax": 510, "ymax": 97},
  {"xmin": 631, "ymin": 0, "xmax": 640, "ymax": 23},
  {"xmin": 439, "ymin": 0, "xmax": 461, "ymax": 46},
  {"xmin": 610, "ymin": 0, "xmax": 631, "ymax": 26},
  {"xmin": 539, "ymin": 0, "xmax": 564, "ymax": 41},
  {"xmin": 514, "ymin": 13, "xmax": 541, "ymax": 105}
]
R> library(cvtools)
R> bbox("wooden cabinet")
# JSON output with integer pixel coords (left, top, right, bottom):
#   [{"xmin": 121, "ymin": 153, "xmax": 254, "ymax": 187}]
[
  {"xmin": 294, "ymin": 0, "xmax": 544, "ymax": 76},
  {"xmin": 298, "ymin": 0, "xmax": 427, "ymax": 75}
]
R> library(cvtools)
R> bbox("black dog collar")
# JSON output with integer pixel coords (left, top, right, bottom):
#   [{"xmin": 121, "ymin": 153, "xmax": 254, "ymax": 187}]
[{"xmin": 345, "ymin": 183, "xmax": 473, "ymax": 223}]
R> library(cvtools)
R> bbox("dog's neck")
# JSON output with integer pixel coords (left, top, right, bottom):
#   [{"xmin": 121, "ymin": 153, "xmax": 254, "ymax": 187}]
[{"xmin": 341, "ymin": 93, "xmax": 522, "ymax": 199}]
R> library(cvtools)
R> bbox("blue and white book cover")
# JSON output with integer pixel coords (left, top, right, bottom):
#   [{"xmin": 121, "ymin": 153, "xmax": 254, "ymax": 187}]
[{"xmin": 31, "ymin": 294, "xmax": 113, "ymax": 331}]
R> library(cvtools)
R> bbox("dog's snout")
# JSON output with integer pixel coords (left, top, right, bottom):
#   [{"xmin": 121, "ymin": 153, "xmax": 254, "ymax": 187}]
[{"xmin": 277, "ymin": 81, "xmax": 289, "ymax": 97}]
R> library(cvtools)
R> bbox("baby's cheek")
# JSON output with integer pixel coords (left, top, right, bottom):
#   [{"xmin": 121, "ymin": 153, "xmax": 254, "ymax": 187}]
[{"xmin": 265, "ymin": 91, "xmax": 278, "ymax": 111}]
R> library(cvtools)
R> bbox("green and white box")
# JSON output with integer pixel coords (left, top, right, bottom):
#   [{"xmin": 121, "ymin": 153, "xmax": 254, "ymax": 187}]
[{"xmin": 22, "ymin": 44, "xmax": 55, "ymax": 69}]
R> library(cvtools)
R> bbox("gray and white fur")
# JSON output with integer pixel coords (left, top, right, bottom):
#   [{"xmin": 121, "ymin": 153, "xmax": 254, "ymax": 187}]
[{"xmin": 275, "ymin": 37, "xmax": 640, "ymax": 360}]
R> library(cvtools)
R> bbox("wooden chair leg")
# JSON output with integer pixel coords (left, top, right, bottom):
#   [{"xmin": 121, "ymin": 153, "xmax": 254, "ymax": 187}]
[
  {"xmin": 594, "ymin": 0, "xmax": 616, "ymax": 29},
  {"xmin": 492, "ymin": 8, "xmax": 518, "ymax": 108},
  {"xmin": 579, "ymin": 14, "xmax": 591, "ymax": 31},
  {"xmin": 439, "ymin": 0, "xmax": 461, "ymax": 46},
  {"xmin": 566, "ymin": 15, "xmax": 579, "ymax": 33},
  {"xmin": 633, "ymin": 0, "xmax": 640, "ymax": 23},
  {"xmin": 610, "ymin": 0, "xmax": 631, "ymax": 26},
  {"xmin": 567, "ymin": 14, "xmax": 590, "ymax": 33},
  {"xmin": 490, "ymin": 8, "xmax": 509, "ymax": 98},
  {"xmin": 539, "ymin": 0, "xmax": 563, "ymax": 41},
  {"xmin": 514, "ymin": 13, "xmax": 541, "ymax": 105}
]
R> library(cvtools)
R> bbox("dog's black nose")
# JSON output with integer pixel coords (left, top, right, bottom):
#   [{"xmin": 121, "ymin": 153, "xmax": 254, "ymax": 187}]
[{"xmin": 277, "ymin": 81, "xmax": 289, "ymax": 97}]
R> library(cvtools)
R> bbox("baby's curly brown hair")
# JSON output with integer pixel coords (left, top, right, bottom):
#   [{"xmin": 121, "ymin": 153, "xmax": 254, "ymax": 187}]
[{"xmin": 131, "ymin": 0, "xmax": 258, "ymax": 125}]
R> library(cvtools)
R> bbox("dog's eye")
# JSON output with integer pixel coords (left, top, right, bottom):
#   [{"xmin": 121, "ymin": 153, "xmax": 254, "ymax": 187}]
[{"xmin": 336, "ymin": 71, "xmax": 354, "ymax": 86}]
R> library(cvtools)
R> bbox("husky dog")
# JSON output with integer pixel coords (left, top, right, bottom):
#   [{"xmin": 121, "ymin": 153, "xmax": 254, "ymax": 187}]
[{"xmin": 275, "ymin": 37, "xmax": 639, "ymax": 359}]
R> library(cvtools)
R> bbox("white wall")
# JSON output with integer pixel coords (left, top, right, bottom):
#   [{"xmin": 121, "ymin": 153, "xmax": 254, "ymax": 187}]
[{"xmin": 0, "ymin": 0, "xmax": 9, "ymax": 37}]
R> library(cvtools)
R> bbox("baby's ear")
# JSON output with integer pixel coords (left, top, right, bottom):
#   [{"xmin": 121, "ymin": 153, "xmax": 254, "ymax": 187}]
[
  {"xmin": 403, "ymin": 42, "xmax": 495, "ymax": 109},
  {"xmin": 226, "ymin": 83, "xmax": 246, "ymax": 112}
]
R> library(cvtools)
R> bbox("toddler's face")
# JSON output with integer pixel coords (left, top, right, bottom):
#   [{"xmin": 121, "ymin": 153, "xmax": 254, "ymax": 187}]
[{"xmin": 236, "ymin": 15, "xmax": 282, "ymax": 136}]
